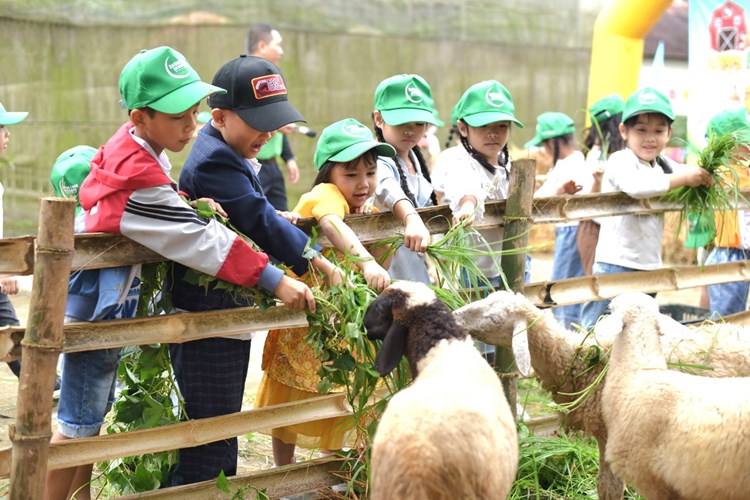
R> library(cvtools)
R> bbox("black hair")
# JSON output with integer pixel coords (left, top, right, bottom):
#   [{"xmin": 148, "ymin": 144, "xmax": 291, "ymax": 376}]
[
  {"xmin": 444, "ymin": 125, "xmax": 459, "ymax": 149},
  {"xmin": 543, "ymin": 133, "xmax": 576, "ymax": 166},
  {"xmin": 457, "ymin": 119, "xmax": 510, "ymax": 180},
  {"xmin": 246, "ymin": 23, "xmax": 275, "ymax": 54},
  {"xmin": 128, "ymin": 106, "xmax": 157, "ymax": 117},
  {"xmin": 372, "ymin": 120, "xmax": 438, "ymax": 206},
  {"xmin": 313, "ymin": 150, "xmax": 379, "ymax": 187},
  {"xmin": 584, "ymin": 112, "xmax": 624, "ymax": 156},
  {"xmin": 621, "ymin": 113, "xmax": 674, "ymax": 174}
]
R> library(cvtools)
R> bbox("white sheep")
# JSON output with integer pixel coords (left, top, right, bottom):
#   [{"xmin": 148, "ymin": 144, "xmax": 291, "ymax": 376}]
[
  {"xmin": 452, "ymin": 290, "xmax": 750, "ymax": 500},
  {"xmin": 363, "ymin": 281, "xmax": 520, "ymax": 500},
  {"xmin": 602, "ymin": 292, "xmax": 750, "ymax": 500}
]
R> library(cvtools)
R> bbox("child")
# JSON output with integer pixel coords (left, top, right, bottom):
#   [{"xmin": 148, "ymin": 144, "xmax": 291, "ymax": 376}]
[
  {"xmin": 579, "ymin": 87, "xmax": 712, "ymax": 330},
  {"xmin": 528, "ymin": 112, "xmax": 591, "ymax": 329},
  {"xmin": 578, "ymin": 94, "xmax": 626, "ymax": 275},
  {"xmin": 703, "ymin": 108, "xmax": 750, "ymax": 316},
  {"xmin": 433, "ymin": 80, "xmax": 524, "ymax": 362},
  {"xmin": 168, "ymin": 55, "xmax": 343, "ymax": 486},
  {"xmin": 0, "ymin": 102, "xmax": 27, "ymax": 380},
  {"xmin": 44, "ymin": 46, "xmax": 314, "ymax": 500},
  {"xmin": 434, "ymin": 80, "xmax": 524, "ymax": 287},
  {"xmin": 254, "ymin": 118, "xmax": 395, "ymax": 466},
  {"xmin": 371, "ymin": 74, "xmax": 439, "ymax": 283}
]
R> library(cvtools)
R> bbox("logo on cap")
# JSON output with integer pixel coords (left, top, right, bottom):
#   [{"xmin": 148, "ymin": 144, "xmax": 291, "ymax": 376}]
[
  {"xmin": 638, "ymin": 91, "xmax": 658, "ymax": 105},
  {"xmin": 485, "ymin": 88, "xmax": 505, "ymax": 108},
  {"xmin": 405, "ymin": 82, "xmax": 424, "ymax": 104},
  {"xmin": 252, "ymin": 75, "xmax": 287, "ymax": 100},
  {"xmin": 342, "ymin": 122, "xmax": 371, "ymax": 138},
  {"xmin": 164, "ymin": 56, "xmax": 191, "ymax": 79}
]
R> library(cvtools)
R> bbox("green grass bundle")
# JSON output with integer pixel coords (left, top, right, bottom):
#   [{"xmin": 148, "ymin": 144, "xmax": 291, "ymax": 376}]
[{"xmin": 666, "ymin": 131, "xmax": 750, "ymax": 238}]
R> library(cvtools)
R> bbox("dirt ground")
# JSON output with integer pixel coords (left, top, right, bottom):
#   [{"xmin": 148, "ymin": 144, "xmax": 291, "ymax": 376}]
[{"xmin": 0, "ymin": 251, "xmax": 704, "ymax": 493}]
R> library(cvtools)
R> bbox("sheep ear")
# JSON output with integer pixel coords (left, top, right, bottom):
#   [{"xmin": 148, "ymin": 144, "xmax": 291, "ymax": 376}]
[
  {"xmin": 373, "ymin": 322, "xmax": 409, "ymax": 376},
  {"xmin": 512, "ymin": 320, "xmax": 531, "ymax": 377}
]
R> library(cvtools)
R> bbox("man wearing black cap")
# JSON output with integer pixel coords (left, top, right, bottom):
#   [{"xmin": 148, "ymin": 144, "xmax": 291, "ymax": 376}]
[
  {"xmin": 167, "ymin": 54, "xmax": 343, "ymax": 486},
  {"xmin": 246, "ymin": 23, "xmax": 300, "ymax": 211}
]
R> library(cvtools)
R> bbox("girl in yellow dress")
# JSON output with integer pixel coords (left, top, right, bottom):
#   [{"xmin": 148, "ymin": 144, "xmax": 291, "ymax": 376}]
[{"xmin": 255, "ymin": 118, "xmax": 396, "ymax": 465}]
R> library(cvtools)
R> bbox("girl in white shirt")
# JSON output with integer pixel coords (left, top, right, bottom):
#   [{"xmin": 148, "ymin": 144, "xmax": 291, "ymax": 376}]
[
  {"xmin": 580, "ymin": 87, "xmax": 712, "ymax": 330},
  {"xmin": 529, "ymin": 112, "xmax": 591, "ymax": 329}
]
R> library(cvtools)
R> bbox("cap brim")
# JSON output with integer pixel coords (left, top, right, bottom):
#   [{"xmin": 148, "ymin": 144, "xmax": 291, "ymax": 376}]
[
  {"xmin": 381, "ymin": 108, "xmax": 440, "ymax": 126},
  {"xmin": 235, "ymin": 100, "xmax": 306, "ymax": 132},
  {"xmin": 463, "ymin": 111, "xmax": 524, "ymax": 128},
  {"xmin": 329, "ymin": 141, "xmax": 396, "ymax": 163},
  {"xmin": 149, "ymin": 81, "xmax": 227, "ymax": 114},
  {"xmin": 524, "ymin": 136, "xmax": 542, "ymax": 148},
  {"xmin": 623, "ymin": 108, "xmax": 676, "ymax": 122},
  {"xmin": 0, "ymin": 111, "xmax": 29, "ymax": 126}
]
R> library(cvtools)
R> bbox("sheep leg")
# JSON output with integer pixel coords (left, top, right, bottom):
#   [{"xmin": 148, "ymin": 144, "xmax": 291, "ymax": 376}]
[{"xmin": 597, "ymin": 440, "xmax": 625, "ymax": 500}]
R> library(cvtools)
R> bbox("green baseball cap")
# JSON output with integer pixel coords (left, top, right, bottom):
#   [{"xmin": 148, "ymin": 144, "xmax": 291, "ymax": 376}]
[
  {"xmin": 525, "ymin": 112, "xmax": 576, "ymax": 148},
  {"xmin": 314, "ymin": 118, "xmax": 396, "ymax": 170},
  {"xmin": 454, "ymin": 80, "xmax": 524, "ymax": 128},
  {"xmin": 119, "ymin": 46, "xmax": 226, "ymax": 114},
  {"xmin": 50, "ymin": 145, "xmax": 97, "ymax": 216},
  {"xmin": 706, "ymin": 107, "xmax": 750, "ymax": 138},
  {"xmin": 621, "ymin": 87, "xmax": 675, "ymax": 122},
  {"xmin": 589, "ymin": 94, "xmax": 624, "ymax": 124},
  {"xmin": 374, "ymin": 74, "xmax": 439, "ymax": 126},
  {"xmin": 0, "ymin": 102, "xmax": 28, "ymax": 125}
]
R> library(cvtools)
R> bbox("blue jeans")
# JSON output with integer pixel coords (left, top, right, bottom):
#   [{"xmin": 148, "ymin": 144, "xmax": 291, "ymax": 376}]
[
  {"xmin": 580, "ymin": 262, "xmax": 642, "ymax": 331},
  {"xmin": 550, "ymin": 225, "xmax": 584, "ymax": 330},
  {"xmin": 0, "ymin": 292, "xmax": 21, "ymax": 377},
  {"xmin": 706, "ymin": 247, "xmax": 749, "ymax": 316},
  {"xmin": 57, "ymin": 346, "xmax": 121, "ymax": 438}
]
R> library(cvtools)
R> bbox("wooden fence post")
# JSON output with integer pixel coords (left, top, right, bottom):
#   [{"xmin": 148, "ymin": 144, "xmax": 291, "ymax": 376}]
[
  {"xmin": 9, "ymin": 198, "xmax": 75, "ymax": 500},
  {"xmin": 498, "ymin": 159, "xmax": 536, "ymax": 418}
]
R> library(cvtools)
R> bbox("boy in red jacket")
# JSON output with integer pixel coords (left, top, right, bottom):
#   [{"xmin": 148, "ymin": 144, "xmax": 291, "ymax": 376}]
[{"xmin": 44, "ymin": 46, "xmax": 314, "ymax": 500}]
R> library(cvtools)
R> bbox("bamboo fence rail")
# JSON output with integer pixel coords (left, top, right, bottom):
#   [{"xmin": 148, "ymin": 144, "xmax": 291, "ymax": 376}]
[
  {"xmin": 3, "ymin": 260, "xmax": 749, "ymax": 363},
  {"xmin": 9, "ymin": 199, "xmax": 75, "ymax": 500},
  {"xmin": 3, "ymin": 184, "xmax": 750, "ymax": 498}
]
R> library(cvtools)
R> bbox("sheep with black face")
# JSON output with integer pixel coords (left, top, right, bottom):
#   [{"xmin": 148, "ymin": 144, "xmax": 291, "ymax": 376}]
[{"xmin": 364, "ymin": 281, "xmax": 519, "ymax": 500}]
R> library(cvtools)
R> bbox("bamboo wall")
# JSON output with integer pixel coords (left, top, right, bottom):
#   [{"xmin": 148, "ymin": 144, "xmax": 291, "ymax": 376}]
[{"xmin": 2, "ymin": 187, "xmax": 750, "ymax": 498}]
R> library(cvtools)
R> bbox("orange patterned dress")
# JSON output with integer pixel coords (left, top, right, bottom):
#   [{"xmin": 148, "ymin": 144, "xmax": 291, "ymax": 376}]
[{"xmin": 254, "ymin": 183, "xmax": 354, "ymax": 449}]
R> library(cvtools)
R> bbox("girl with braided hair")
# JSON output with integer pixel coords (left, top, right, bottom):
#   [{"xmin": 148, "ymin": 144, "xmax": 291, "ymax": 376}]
[
  {"xmin": 528, "ymin": 112, "xmax": 590, "ymax": 330},
  {"xmin": 433, "ymin": 80, "xmax": 526, "ymax": 362},
  {"xmin": 371, "ymin": 74, "xmax": 440, "ymax": 283},
  {"xmin": 434, "ymin": 80, "xmax": 523, "ymax": 285}
]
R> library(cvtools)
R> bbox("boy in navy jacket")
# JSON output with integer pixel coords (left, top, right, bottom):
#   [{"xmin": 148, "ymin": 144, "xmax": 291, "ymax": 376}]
[{"xmin": 168, "ymin": 55, "xmax": 342, "ymax": 485}]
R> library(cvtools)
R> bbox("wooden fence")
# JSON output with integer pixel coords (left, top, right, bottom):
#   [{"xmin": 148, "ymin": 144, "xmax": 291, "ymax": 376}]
[{"xmin": 2, "ymin": 161, "xmax": 750, "ymax": 498}]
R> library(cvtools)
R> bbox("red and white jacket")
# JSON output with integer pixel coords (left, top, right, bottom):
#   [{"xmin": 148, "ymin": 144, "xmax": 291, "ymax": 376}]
[{"xmin": 79, "ymin": 123, "xmax": 282, "ymax": 292}]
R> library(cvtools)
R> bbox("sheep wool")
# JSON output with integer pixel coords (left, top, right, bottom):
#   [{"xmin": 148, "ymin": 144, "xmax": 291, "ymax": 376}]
[
  {"xmin": 364, "ymin": 281, "xmax": 518, "ymax": 500},
  {"xmin": 453, "ymin": 290, "xmax": 750, "ymax": 500},
  {"xmin": 602, "ymin": 292, "xmax": 750, "ymax": 500}
]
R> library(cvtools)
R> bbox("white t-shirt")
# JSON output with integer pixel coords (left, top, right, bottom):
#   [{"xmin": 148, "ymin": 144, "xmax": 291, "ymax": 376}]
[
  {"xmin": 594, "ymin": 148, "xmax": 676, "ymax": 270},
  {"xmin": 437, "ymin": 146, "xmax": 509, "ymax": 279},
  {"xmin": 534, "ymin": 150, "xmax": 591, "ymax": 228}
]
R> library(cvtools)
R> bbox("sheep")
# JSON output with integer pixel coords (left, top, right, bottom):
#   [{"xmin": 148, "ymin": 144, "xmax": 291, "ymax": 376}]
[
  {"xmin": 363, "ymin": 281, "xmax": 520, "ymax": 500},
  {"xmin": 452, "ymin": 290, "xmax": 750, "ymax": 500},
  {"xmin": 602, "ymin": 292, "xmax": 750, "ymax": 500}
]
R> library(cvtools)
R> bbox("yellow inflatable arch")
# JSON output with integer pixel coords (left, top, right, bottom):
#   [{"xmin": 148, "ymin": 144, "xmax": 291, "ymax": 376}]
[{"xmin": 587, "ymin": 0, "xmax": 673, "ymax": 121}]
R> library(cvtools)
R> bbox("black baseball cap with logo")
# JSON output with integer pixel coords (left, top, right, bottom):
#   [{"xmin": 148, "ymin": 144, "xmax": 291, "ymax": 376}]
[{"xmin": 208, "ymin": 55, "xmax": 305, "ymax": 132}]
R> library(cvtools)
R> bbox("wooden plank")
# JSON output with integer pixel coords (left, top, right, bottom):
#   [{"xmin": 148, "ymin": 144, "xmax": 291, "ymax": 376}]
[
  {"xmin": 0, "ymin": 237, "xmax": 35, "ymax": 275},
  {"xmin": 118, "ymin": 458, "xmax": 343, "ymax": 499}
]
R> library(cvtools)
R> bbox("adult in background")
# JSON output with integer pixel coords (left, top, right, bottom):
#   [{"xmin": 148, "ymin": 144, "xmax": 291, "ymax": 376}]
[{"xmin": 247, "ymin": 23, "xmax": 301, "ymax": 210}]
